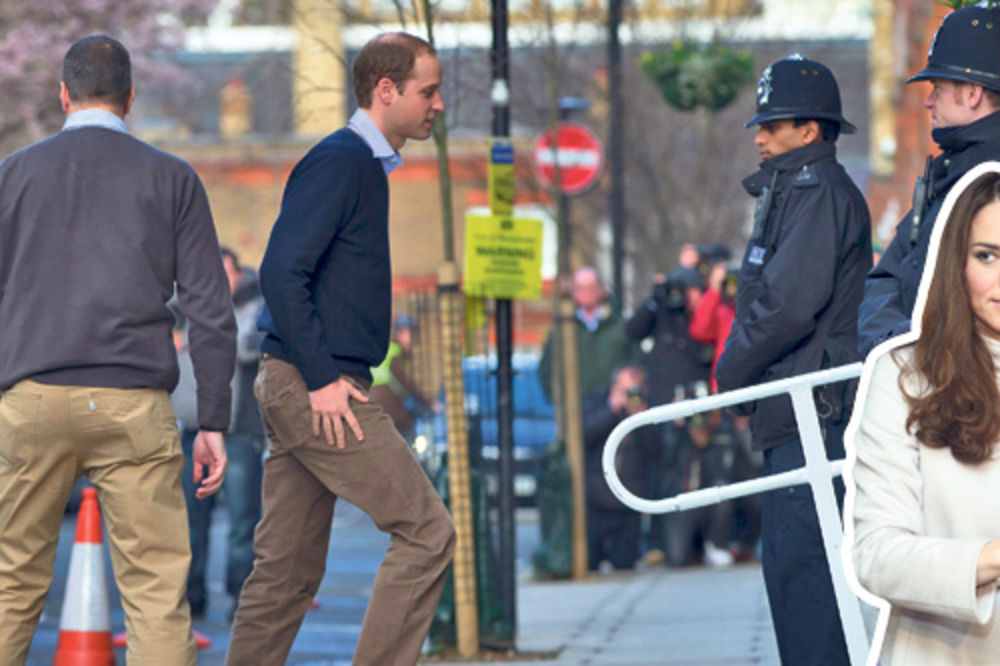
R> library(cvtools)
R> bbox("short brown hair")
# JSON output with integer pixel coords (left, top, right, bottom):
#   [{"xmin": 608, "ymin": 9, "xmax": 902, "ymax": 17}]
[
  {"xmin": 352, "ymin": 32, "xmax": 435, "ymax": 108},
  {"xmin": 982, "ymin": 86, "xmax": 1000, "ymax": 109}
]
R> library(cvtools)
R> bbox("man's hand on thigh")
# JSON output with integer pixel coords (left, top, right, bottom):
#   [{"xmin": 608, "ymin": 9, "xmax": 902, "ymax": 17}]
[{"xmin": 309, "ymin": 378, "xmax": 368, "ymax": 448}]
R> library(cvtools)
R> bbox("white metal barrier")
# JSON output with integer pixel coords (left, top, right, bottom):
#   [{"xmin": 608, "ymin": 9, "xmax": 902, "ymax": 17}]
[{"xmin": 602, "ymin": 363, "xmax": 867, "ymax": 666}]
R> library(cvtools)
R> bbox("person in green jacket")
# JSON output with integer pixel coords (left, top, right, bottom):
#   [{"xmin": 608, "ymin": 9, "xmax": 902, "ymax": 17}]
[{"xmin": 539, "ymin": 266, "xmax": 638, "ymax": 404}]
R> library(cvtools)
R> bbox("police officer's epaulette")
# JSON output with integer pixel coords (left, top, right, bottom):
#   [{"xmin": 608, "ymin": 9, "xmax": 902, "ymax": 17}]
[{"xmin": 791, "ymin": 165, "xmax": 819, "ymax": 188}]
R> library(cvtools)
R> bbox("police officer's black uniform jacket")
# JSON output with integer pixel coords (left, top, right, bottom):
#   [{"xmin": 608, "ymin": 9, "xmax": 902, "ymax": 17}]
[
  {"xmin": 715, "ymin": 141, "xmax": 872, "ymax": 450},
  {"xmin": 858, "ymin": 110, "xmax": 1000, "ymax": 356}
]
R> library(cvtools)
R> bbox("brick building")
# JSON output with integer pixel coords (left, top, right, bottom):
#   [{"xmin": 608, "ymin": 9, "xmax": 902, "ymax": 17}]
[{"xmin": 130, "ymin": 0, "xmax": 888, "ymax": 351}]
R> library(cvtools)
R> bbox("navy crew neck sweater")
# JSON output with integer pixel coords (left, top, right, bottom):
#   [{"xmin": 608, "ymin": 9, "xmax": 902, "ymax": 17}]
[{"xmin": 258, "ymin": 127, "xmax": 391, "ymax": 389}]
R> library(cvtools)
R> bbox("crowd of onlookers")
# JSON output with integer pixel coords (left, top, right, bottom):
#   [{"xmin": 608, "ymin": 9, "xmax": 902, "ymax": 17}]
[
  {"xmin": 538, "ymin": 243, "xmax": 762, "ymax": 574},
  {"xmin": 348, "ymin": 240, "xmax": 759, "ymax": 575}
]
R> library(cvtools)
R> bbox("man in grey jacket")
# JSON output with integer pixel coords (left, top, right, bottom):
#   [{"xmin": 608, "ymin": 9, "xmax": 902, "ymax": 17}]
[{"xmin": 0, "ymin": 35, "xmax": 235, "ymax": 665}]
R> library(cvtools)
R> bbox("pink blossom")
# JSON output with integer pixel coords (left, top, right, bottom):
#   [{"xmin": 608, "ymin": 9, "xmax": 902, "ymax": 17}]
[{"xmin": 0, "ymin": 0, "xmax": 216, "ymax": 152}]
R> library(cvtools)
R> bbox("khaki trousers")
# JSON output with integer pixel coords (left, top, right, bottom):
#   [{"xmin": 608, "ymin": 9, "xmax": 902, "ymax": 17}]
[
  {"xmin": 0, "ymin": 380, "xmax": 196, "ymax": 665},
  {"xmin": 226, "ymin": 356, "xmax": 455, "ymax": 666}
]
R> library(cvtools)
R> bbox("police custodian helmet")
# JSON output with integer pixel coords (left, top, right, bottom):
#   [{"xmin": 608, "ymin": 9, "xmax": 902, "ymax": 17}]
[
  {"xmin": 908, "ymin": 4, "xmax": 1000, "ymax": 92},
  {"xmin": 744, "ymin": 54, "xmax": 857, "ymax": 134}
]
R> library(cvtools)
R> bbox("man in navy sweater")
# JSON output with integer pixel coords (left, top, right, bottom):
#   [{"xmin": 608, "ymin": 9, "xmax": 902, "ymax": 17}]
[{"xmin": 226, "ymin": 33, "xmax": 455, "ymax": 665}]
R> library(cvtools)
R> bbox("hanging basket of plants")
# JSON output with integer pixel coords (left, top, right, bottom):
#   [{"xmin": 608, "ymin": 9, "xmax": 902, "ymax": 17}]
[
  {"xmin": 639, "ymin": 41, "xmax": 755, "ymax": 112},
  {"xmin": 940, "ymin": 1, "xmax": 999, "ymax": 8}
]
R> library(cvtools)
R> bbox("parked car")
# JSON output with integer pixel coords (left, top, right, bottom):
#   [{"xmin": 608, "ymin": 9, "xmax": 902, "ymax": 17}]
[{"xmin": 412, "ymin": 353, "xmax": 557, "ymax": 505}]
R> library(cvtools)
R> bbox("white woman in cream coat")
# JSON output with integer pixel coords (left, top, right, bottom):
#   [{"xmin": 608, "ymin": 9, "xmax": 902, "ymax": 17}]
[{"xmin": 849, "ymin": 164, "xmax": 1000, "ymax": 665}]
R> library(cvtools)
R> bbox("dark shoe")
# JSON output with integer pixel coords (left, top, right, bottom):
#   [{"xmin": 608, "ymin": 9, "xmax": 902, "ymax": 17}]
[{"xmin": 189, "ymin": 600, "xmax": 206, "ymax": 620}]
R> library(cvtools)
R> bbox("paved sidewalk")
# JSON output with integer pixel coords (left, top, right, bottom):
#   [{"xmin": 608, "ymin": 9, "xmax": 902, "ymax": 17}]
[
  {"xmin": 31, "ymin": 502, "xmax": 784, "ymax": 665},
  {"xmin": 439, "ymin": 564, "xmax": 780, "ymax": 666}
]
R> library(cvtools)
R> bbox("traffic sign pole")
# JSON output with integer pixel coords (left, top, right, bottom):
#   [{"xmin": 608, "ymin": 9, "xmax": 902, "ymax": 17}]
[
  {"xmin": 608, "ymin": 0, "xmax": 626, "ymax": 306},
  {"xmin": 533, "ymin": 115, "xmax": 604, "ymax": 580},
  {"xmin": 491, "ymin": 0, "xmax": 517, "ymax": 647}
]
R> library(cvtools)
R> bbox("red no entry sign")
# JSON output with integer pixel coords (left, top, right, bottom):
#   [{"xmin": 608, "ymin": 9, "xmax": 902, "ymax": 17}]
[{"xmin": 532, "ymin": 122, "xmax": 604, "ymax": 195}]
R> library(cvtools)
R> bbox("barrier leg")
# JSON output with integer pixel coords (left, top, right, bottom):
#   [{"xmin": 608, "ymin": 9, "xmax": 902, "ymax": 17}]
[{"xmin": 790, "ymin": 386, "xmax": 868, "ymax": 666}]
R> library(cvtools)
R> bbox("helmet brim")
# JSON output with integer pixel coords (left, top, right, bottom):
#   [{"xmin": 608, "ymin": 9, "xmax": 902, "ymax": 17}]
[
  {"xmin": 907, "ymin": 65, "xmax": 1000, "ymax": 92},
  {"xmin": 744, "ymin": 110, "xmax": 857, "ymax": 134},
  {"xmin": 907, "ymin": 65, "xmax": 964, "ymax": 85}
]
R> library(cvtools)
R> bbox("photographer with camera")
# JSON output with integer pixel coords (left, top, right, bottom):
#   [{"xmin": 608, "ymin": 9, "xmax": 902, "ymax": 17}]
[
  {"xmin": 581, "ymin": 363, "xmax": 657, "ymax": 572},
  {"xmin": 663, "ymin": 381, "xmax": 758, "ymax": 568},
  {"xmin": 626, "ymin": 265, "xmax": 713, "ymax": 406},
  {"xmin": 625, "ymin": 261, "xmax": 713, "ymax": 565}
]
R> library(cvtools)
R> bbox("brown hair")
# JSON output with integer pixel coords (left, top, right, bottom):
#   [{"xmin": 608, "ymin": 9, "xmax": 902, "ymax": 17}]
[
  {"xmin": 352, "ymin": 32, "xmax": 435, "ymax": 108},
  {"xmin": 982, "ymin": 86, "xmax": 1000, "ymax": 110},
  {"xmin": 902, "ymin": 171, "xmax": 1000, "ymax": 463}
]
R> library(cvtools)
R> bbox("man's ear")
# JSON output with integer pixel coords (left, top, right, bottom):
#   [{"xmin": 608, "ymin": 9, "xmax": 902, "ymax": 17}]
[
  {"xmin": 801, "ymin": 120, "xmax": 822, "ymax": 145},
  {"xmin": 967, "ymin": 83, "xmax": 986, "ymax": 111},
  {"xmin": 59, "ymin": 81, "xmax": 72, "ymax": 114},
  {"xmin": 374, "ymin": 76, "xmax": 396, "ymax": 106},
  {"xmin": 122, "ymin": 86, "xmax": 135, "ymax": 116}
]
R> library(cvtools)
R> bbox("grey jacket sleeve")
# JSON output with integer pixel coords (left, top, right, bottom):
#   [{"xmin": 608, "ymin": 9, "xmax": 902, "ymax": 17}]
[{"xmin": 174, "ymin": 169, "xmax": 237, "ymax": 431}]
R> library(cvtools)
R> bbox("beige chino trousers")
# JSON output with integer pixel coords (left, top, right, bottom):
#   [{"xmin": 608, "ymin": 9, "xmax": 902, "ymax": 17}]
[{"xmin": 0, "ymin": 380, "xmax": 196, "ymax": 665}]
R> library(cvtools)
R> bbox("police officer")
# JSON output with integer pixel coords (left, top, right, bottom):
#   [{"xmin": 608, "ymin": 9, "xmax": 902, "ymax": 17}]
[
  {"xmin": 714, "ymin": 55, "xmax": 872, "ymax": 666},
  {"xmin": 859, "ymin": 4, "xmax": 1000, "ymax": 356}
]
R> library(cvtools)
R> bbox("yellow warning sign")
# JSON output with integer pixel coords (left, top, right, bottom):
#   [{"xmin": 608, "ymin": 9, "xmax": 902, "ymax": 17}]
[
  {"xmin": 465, "ymin": 294, "xmax": 486, "ymax": 331},
  {"xmin": 463, "ymin": 214, "xmax": 544, "ymax": 300}
]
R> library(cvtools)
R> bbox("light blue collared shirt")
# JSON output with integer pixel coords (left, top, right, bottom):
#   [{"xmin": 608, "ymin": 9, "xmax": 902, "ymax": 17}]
[
  {"xmin": 62, "ymin": 109, "xmax": 129, "ymax": 134},
  {"xmin": 347, "ymin": 108, "xmax": 403, "ymax": 175},
  {"xmin": 577, "ymin": 307, "xmax": 603, "ymax": 332}
]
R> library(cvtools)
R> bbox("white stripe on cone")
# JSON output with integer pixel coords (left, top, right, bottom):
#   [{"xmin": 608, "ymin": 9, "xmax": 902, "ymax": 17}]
[{"xmin": 59, "ymin": 543, "xmax": 111, "ymax": 631}]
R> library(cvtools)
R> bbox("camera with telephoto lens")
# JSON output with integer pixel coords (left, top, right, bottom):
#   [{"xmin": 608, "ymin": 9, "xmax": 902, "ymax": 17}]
[
  {"xmin": 626, "ymin": 384, "xmax": 647, "ymax": 409},
  {"xmin": 652, "ymin": 280, "xmax": 687, "ymax": 311},
  {"xmin": 696, "ymin": 243, "xmax": 732, "ymax": 272},
  {"xmin": 675, "ymin": 380, "xmax": 710, "ymax": 426},
  {"xmin": 653, "ymin": 266, "xmax": 704, "ymax": 311},
  {"xmin": 722, "ymin": 267, "xmax": 740, "ymax": 300}
]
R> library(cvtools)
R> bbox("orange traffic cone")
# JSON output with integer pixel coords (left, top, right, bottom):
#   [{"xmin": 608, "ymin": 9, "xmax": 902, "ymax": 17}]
[{"xmin": 53, "ymin": 487, "xmax": 114, "ymax": 666}]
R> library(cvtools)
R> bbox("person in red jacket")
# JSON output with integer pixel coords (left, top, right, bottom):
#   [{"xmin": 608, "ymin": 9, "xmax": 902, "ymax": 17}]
[{"xmin": 689, "ymin": 261, "xmax": 737, "ymax": 392}]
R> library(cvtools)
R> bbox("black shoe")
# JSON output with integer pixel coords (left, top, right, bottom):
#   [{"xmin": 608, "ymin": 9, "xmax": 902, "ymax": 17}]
[{"xmin": 189, "ymin": 601, "xmax": 206, "ymax": 620}]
